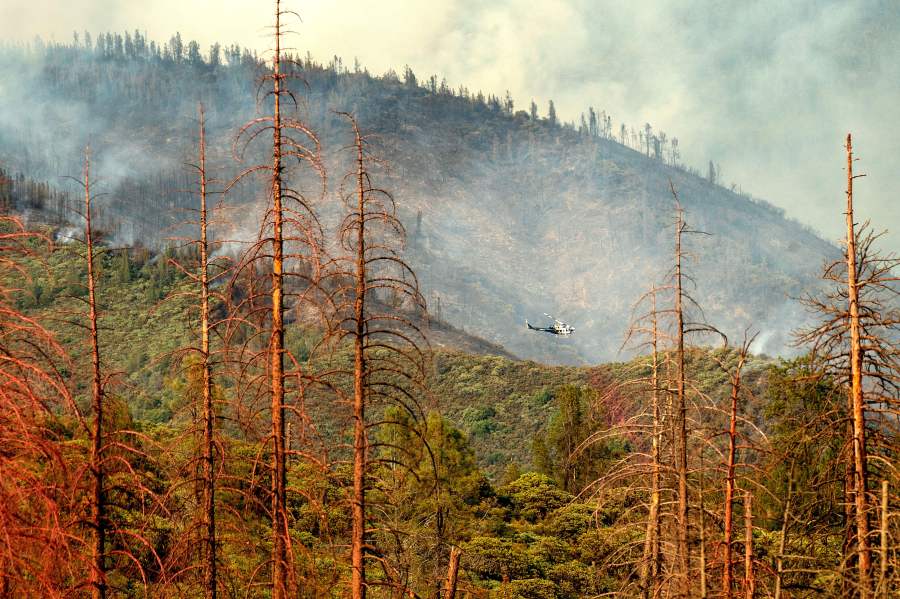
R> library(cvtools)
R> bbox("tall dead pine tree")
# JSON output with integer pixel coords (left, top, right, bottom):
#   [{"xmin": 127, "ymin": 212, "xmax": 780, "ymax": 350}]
[
  {"xmin": 230, "ymin": 1, "xmax": 325, "ymax": 594},
  {"xmin": 623, "ymin": 286, "xmax": 664, "ymax": 599},
  {"xmin": 332, "ymin": 112, "xmax": 428, "ymax": 598},
  {"xmin": 196, "ymin": 104, "xmax": 218, "ymax": 599},
  {"xmin": 845, "ymin": 133, "xmax": 872, "ymax": 596},
  {"xmin": 666, "ymin": 183, "xmax": 714, "ymax": 598},
  {"xmin": 349, "ymin": 115, "xmax": 369, "ymax": 599},
  {"xmin": 799, "ymin": 133, "xmax": 900, "ymax": 598},
  {"xmin": 161, "ymin": 104, "xmax": 236, "ymax": 597},
  {"xmin": 82, "ymin": 148, "xmax": 108, "ymax": 599},
  {"xmin": 720, "ymin": 337, "xmax": 755, "ymax": 599},
  {"xmin": 67, "ymin": 147, "xmax": 164, "ymax": 597},
  {"xmin": 673, "ymin": 192, "xmax": 691, "ymax": 597},
  {"xmin": 269, "ymin": 7, "xmax": 289, "ymax": 593}
]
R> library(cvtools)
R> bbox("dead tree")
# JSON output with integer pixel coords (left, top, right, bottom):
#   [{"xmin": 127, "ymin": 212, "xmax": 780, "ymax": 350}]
[
  {"xmin": 579, "ymin": 192, "xmax": 714, "ymax": 597},
  {"xmin": 162, "ymin": 104, "xmax": 233, "ymax": 598},
  {"xmin": 0, "ymin": 216, "xmax": 82, "ymax": 596},
  {"xmin": 669, "ymin": 183, "xmax": 714, "ymax": 598},
  {"xmin": 743, "ymin": 492, "xmax": 755, "ymax": 599},
  {"xmin": 620, "ymin": 286, "xmax": 666, "ymax": 598},
  {"xmin": 845, "ymin": 133, "xmax": 872, "ymax": 595},
  {"xmin": 228, "ymin": 2, "xmax": 326, "ymax": 594},
  {"xmin": 673, "ymin": 196, "xmax": 690, "ymax": 596},
  {"xmin": 197, "ymin": 103, "xmax": 218, "ymax": 599},
  {"xmin": 268, "ymin": 14, "xmax": 291, "ymax": 593},
  {"xmin": 798, "ymin": 134, "xmax": 900, "ymax": 598},
  {"xmin": 666, "ymin": 184, "xmax": 721, "ymax": 598},
  {"xmin": 329, "ymin": 112, "xmax": 429, "ymax": 598},
  {"xmin": 82, "ymin": 148, "xmax": 108, "ymax": 599},
  {"xmin": 67, "ymin": 148, "xmax": 166, "ymax": 598},
  {"xmin": 642, "ymin": 288, "xmax": 663, "ymax": 598},
  {"xmin": 719, "ymin": 336, "xmax": 756, "ymax": 599}
]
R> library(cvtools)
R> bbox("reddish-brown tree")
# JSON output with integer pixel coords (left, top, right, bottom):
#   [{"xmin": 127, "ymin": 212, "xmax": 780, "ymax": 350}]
[
  {"xmin": 639, "ymin": 288, "xmax": 664, "ymax": 598},
  {"xmin": 719, "ymin": 336, "xmax": 755, "ymax": 599},
  {"xmin": 81, "ymin": 148, "xmax": 108, "ymax": 599},
  {"xmin": 196, "ymin": 103, "xmax": 218, "ymax": 599},
  {"xmin": 673, "ymin": 200, "xmax": 691, "ymax": 598},
  {"xmin": 619, "ymin": 285, "xmax": 667, "ymax": 598},
  {"xmin": 0, "ymin": 216, "xmax": 81, "ymax": 597},
  {"xmin": 743, "ymin": 492, "xmax": 755, "ymax": 599},
  {"xmin": 845, "ymin": 134, "xmax": 872, "ymax": 596},
  {"xmin": 328, "ymin": 112, "xmax": 429, "ymax": 598},
  {"xmin": 799, "ymin": 134, "xmax": 900, "ymax": 598},
  {"xmin": 228, "ymin": 1, "xmax": 326, "ymax": 595},
  {"xmin": 161, "ymin": 104, "xmax": 234, "ymax": 598},
  {"xmin": 66, "ymin": 148, "xmax": 167, "ymax": 598}
]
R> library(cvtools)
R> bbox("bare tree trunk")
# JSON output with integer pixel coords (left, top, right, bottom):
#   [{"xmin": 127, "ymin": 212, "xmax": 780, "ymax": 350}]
[
  {"xmin": 674, "ymin": 203, "xmax": 690, "ymax": 598},
  {"xmin": 744, "ymin": 493, "xmax": 755, "ymax": 599},
  {"xmin": 845, "ymin": 133, "xmax": 872, "ymax": 599},
  {"xmin": 843, "ymin": 433, "xmax": 857, "ymax": 597},
  {"xmin": 198, "ymin": 104, "xmax": 217, "ymax": 599},
  {"xmin": 879, "ymin": 480, "xmax": 888, "ymax": 599},
  {"xmin": 443, "ymin": 546, "xmax": 461, "ymax": 599},
  {"xmin": 84, "ymin": 148, "xmax": 106, "ymax": 599},
  {"xmin": 351, "ymin": 120, "xmax": 368, "ymax": 599},
  {"xmin": 640, "ymin": 293, "xmax": 662, "ymax": 599},
  {"xmin": 270, "ymin": 2, "xmax": 289, "ymax": 596},
  {"xmin": 698, "ymin": 463, "xmax": 707, "ymax": 599},
  {"xmin": 774, "ymin": 466, "xmax": 794, "ymax": 599},
  {"xmin": 333, "ymin": 111, "xmax": 427, "ymax": 599},
  {"xmin": 723, "ymin": 358, "xmax": 741, "ymax": 599}
]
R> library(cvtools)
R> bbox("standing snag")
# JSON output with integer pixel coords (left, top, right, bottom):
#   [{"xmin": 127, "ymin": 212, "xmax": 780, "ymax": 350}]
[
  {"xmin": 328, "ymin": 111, "xmax": 429, "ymax": 597},
  {"xmin": 0, "ymin": 216, "xmax": 80, "ymax": 597},
  {"xmin": 228, "ymin": 1, "xmax": 326, "ymax": 594},
  {"xmin": 162, "ymin": 103, "xmax": 233, "ymax": 598},
  {"xmin": 798, "ymin": 134, "xmax": 900, "ymax": 598},
  {"xmin": 82, "ymin": 148, "xmax": 108, "ymax": 599}
]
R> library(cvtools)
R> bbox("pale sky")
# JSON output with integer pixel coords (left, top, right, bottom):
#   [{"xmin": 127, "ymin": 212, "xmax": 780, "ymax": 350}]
[{"xmin": 3, "ymin": 0, "xmax": 899, "ymax": 248}]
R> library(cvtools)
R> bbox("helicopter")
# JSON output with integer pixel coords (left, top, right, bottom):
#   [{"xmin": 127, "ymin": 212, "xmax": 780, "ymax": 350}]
[{"xmin": 526, "ymin": 313, "xmax": 575, "ymax": 336}]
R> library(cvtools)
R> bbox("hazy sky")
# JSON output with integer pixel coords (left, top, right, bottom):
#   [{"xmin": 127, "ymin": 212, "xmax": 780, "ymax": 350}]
[{"xmin": 3, "ymin": 0, "xmax": 899, "ymax": 248}]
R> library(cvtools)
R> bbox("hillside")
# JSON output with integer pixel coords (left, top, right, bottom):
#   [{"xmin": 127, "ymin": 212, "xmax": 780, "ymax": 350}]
[
  {"xmin": 0, "ymin": 24, "xmax": 895, "ymax": 599},
  {"xmin": 0, "ymin": 38, "xmax": 837, "ymax": 365},
  {"xmin": 10, "ymin": 240, "xmax": 773, "ymax": 479}
]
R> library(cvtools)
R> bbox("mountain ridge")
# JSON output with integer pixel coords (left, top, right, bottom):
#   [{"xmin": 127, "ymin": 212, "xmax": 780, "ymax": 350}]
[{"xmin": 0, "ymin": 37, "xmax": 837, "ymax": 363}]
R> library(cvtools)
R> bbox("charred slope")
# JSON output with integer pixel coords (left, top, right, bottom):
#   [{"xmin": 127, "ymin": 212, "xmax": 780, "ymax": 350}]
[{"xmin": 0, "ymin": 40, "xmax": 836, "ymax": 363}]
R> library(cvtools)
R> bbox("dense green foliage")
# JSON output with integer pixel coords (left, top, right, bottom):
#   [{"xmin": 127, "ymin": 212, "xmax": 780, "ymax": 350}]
[{"xmin": 4, "ymin": 238, "xmax": 868, "ymax": 597}]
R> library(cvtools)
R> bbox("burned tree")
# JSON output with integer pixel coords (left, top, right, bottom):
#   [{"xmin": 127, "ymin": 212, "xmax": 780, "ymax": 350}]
[
  {"xmin": 80, "ymin": 148, "xmax": 108, "ymax": 599},
  {"xmin": 618, "ymin": 285, "xmax": 668, "ymax": 598},
  {"xmin": 228, "ymin": 2, "xmax": 326, "ymax": 595},
  {"xmin": 574, "ymin": 191, "xmax": 715, "ymax": 597},
  {"xmin": 662, "ymin": 187, "xmax": 720, "ymax": 598},
  {"xmin": 798, "ymin": 134, "xmax": 900, "ymax": 598},
  {"xmin": 723, "ymin": 344, "xmax": 748, "ymax": 599},
  {"xmin": 670, "ymin": 185, "xmax": 706, "ymax": 598},
  {"xmin": 66, "ymin": 148, "xmax": 166, "ymax": 598},
  {"xmin": 162, "ymin": 104, "xmax": 233, "ymax": 598},
  {"xmin": 328, "ymin": 112, "xmax": 429, "ymax": 598},
  {"xmin": 195, "ymin": 103, "xmax": 219, "ymax": 599},
  {"xmin": 706, "ymin": 334, "xmax": 760, "ymax": 599},
  {"xmin": 0, "ymin": 216, "xmax": 81, "ymax": 596}
]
